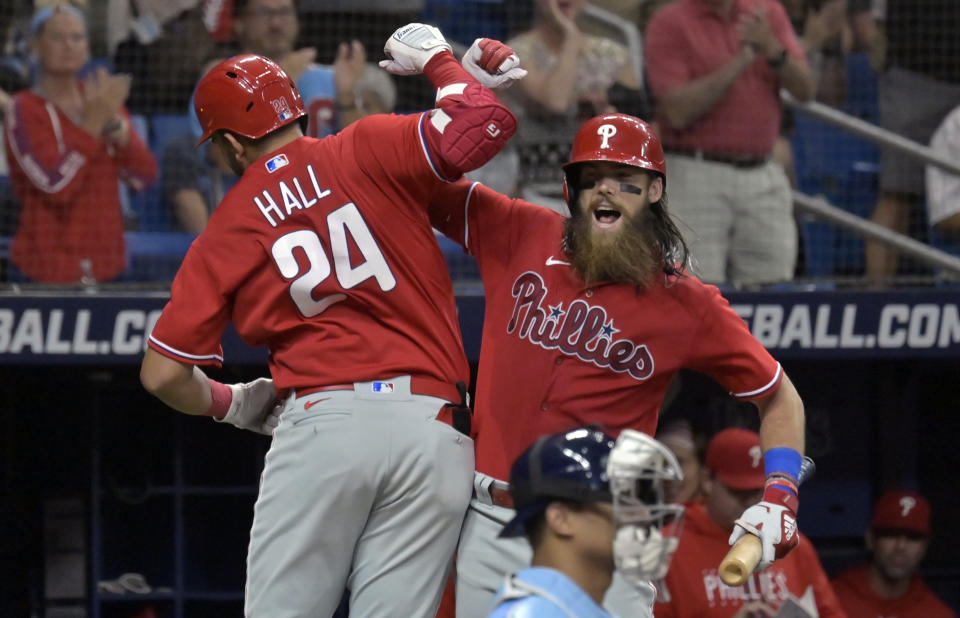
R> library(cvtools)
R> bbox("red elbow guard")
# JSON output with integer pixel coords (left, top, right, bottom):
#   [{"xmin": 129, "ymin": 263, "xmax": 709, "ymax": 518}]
[{"xmin": 423, "ymin": 83, "xmax": 517, "ymax": 178}]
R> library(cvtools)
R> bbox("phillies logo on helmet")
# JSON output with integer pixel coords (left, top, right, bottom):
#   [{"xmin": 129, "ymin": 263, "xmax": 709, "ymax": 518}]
[
  {"xmin": 899, "ymin": 496, "xmax": 917, "ymax": 517},
  {"xmin": 597, "ymin": 124, "xmax": 617, "ymax": 149},
  {"xmin": 749, "ymin": 445, "xmax": 762, "ymax": 468}
]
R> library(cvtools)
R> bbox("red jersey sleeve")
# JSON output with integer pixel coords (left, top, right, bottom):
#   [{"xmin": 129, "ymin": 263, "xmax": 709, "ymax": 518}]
[
  {"xmin": 428, "ymin": 180, "xmax": 562, "ymax": 276},
  {"xmin": 3, "ymin": 91, "xmax": 103, "ymax": 209},
  {"xmin": 685, "ymin": 283, "xmax": 783, "ymax": 400},
  {"xmin": 148, "ymin": 236, "xmax": 232, "ymax": 366}
]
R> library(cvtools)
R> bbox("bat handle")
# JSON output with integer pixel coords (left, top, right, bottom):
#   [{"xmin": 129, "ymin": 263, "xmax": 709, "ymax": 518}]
[{"xmin": 719, "ymin": 533, "xmax": 762, "ymax": 586}]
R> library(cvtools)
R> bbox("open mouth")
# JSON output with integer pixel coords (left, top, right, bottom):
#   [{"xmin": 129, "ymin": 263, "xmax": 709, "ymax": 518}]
[{"xmin": 592, "ymin": 206, "xmax": 623, "ymax": 228}]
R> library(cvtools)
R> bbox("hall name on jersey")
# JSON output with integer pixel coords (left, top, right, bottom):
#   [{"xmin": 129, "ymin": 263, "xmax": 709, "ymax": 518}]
[
  {"xmin": 507, "ymin": 271, "xmax": 654, "ymax": 381},
  {"xmin": 254, "ymin": 163, "xmax": 332, "ymax": 227}
]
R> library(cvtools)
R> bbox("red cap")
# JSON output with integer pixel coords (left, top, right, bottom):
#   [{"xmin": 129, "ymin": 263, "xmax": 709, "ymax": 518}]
[
  {"xmin": 704, "ymin": 428, "xmax": 765, "ymax": 490},
  {"xmin": 870, "ymin": 490, "xmax": 931, "ymax": 535}
]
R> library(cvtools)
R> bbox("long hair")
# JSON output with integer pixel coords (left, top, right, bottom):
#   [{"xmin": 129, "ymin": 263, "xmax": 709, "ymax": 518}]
[{"xmin": 646, "ymin": 190, "xmax": 690, "ymax": 277}]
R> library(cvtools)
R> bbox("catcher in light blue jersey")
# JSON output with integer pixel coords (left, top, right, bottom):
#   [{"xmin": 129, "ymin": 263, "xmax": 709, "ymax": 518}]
[{"xmin": 487, "ymin": 428, "xmax": 685, "ymax": 618}]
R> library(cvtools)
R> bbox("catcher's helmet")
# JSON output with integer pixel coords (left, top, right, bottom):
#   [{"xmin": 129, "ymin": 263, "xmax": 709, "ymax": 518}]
[
  {"xmin": 194, "ymin": 54, "xmax": 306, "ymax": 147},
  {"xmin": 562, "ymin": 113, "xmax": 666, "ymax": 208},
  {"xmin": 500, "ymin": 428, "xmax": 617, "ymax": 537}
]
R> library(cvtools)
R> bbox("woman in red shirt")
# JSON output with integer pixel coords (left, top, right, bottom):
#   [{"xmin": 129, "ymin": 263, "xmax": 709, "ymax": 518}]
[{"xmin": 3, "ymin": 4, "xmax": 156, "ymax": 283}]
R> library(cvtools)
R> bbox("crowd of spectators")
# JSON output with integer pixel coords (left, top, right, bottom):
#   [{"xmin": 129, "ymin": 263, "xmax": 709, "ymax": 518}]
[{"xmin": 0, "ymin": 0, "xmax": 958, "ymax": 287}]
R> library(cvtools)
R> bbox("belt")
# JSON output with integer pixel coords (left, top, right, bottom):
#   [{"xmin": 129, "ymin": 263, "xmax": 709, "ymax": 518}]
[
  {"xmin": 296, "ymin": 376, "xmax": 461, "ymax": 403},
  {"xmin": 296, "ymin": 378, "xmax": 472, "ymax": 436},
  {"xmin": 474, "ymin": 484, "xmax": 515, "ymax": 509},
  {"xmin": 667, "ymin": 148, "xmax": 769, "ymax": 168}
]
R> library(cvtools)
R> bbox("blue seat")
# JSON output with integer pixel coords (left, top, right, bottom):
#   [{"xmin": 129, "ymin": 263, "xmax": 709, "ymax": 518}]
[
  {"xmin": 845, "ymin": 52, "xmax": 879, "ymax": 124},
  {"xmin": 150, "ymin": 114, "xmax": 194, "ymax": 157},
  {"xmin": 421, "ymin": 0, "xmax": 508, "ymax": 47},
  {"xmin": 123, "ymin": 231, "xmax": 195, "ymax": 281},
  {"xmin": 791, "ymin": 52, "xmax": 881, "ymax": 277},
  {"xmin": 130, "ymin": 114, "xmax": 196, "ymax": 232}
]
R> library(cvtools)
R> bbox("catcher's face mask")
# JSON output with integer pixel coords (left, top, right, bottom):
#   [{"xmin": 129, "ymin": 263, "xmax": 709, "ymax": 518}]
[{"xmin": 607, "ymin": 430, "xmax": 686, "ymax": 584}]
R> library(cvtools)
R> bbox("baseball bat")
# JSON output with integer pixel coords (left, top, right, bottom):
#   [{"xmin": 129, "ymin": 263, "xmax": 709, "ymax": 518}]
[{"xmin": 718, "ymin": 456, "xmax": 816, "ymax": 586}]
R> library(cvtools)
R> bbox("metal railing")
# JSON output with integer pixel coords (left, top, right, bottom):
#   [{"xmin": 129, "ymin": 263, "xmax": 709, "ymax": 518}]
[{"xmin": 783, "ymin": 93, "xmax": 960, "ymax": 277}]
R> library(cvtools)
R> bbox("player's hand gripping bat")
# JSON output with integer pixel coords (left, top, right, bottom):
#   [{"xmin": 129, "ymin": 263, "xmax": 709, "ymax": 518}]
[{"xmin": 719, "ymin": 456, "xmax": 815, "ymax": 586}]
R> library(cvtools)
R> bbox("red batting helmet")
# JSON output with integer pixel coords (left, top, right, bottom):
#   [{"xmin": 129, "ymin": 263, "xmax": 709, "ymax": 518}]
[
  {"xmin": 194, "ymin": 54, "xmax": 306, "ymax": 147},
  {"xmin": 562, "ymin": 113, "xmax": 666, "ymax": 207}
]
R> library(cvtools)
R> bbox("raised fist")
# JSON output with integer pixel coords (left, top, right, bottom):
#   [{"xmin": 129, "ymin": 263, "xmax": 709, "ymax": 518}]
[{"xmin": 461, "ymin": 38, "xmax": 527, "ymax": 89}]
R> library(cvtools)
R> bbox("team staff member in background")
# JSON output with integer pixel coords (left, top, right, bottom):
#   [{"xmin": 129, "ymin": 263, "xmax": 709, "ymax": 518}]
[
  {"xmin": 140, "ymin": 26, "xmax": 525, "ymax": 618},
  {"xmin": 488, "ymin": 428, "xmax": 685, "ymax": 618},
  {"xmin": 831, "ymin": 490, "xmax": 956, "ymax": 618},
  {"xmin": 655, "ymin": 428, "xmax": 845, "ymax": 618},
  {"xmin": 3, "ymin": 3, "xmax": 156, "ymax": 283},
  {"xmin": 429, "ymin": 110, "xmax": 806, "ymax": 617}
]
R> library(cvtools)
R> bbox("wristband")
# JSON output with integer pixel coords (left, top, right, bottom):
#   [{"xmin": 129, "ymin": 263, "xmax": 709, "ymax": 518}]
[
  {"xmin": 206, "ymin": 378, "xmax": 233, "ymax": 419},
  {"xmin": 764, "ymin": 447, "xmax": 802, "ymax": 482},
  {"xmin": 765, "ymin": 474, "xmax": 798, "ymax": 497}
]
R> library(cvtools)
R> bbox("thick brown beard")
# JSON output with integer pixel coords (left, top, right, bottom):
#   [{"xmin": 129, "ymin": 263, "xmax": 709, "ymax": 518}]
[{"xmin": 564, "ymin": 207, "xmax": 661, "ymax": 288}]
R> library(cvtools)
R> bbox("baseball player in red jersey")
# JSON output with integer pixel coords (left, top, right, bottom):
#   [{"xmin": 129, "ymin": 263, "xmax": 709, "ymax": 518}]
[
  {"xmin": 139, "ymin": 25, "xmax": 525, "ymax": 618},
  {"xmin": 428, "ymin": 113, "xmax": 806, "ymax": 617}
]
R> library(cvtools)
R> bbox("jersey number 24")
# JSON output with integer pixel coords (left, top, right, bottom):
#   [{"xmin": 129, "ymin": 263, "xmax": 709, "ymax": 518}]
[{"xmin": 271, "ymin": 203, "xmax": 397, "ymax": 317}]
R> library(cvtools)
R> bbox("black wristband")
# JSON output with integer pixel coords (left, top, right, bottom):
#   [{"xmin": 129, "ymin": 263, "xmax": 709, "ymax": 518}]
[{"xmin": 767, "ymin": 48, "xmax": 788, "ymax": 69}]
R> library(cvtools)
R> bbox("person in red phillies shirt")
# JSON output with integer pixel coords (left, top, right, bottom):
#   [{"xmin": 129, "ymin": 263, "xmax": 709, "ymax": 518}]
[
  {"xmin": 831, "ymin": 490, "xmax": 956, "ymax": 618},
  {"xmin": 655, "ymin": 428, "xmax": 845, "ymax": 618},
  {"xmin": 3, "ymin": 4, "xmax": 157, "ymax": 283}
]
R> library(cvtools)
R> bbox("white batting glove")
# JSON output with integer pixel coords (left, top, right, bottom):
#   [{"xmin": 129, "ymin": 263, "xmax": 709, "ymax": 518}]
[
  {"xmin": 728, "ymin": 484, "xmax": 800, "ymax": 570},
  {"xmin": 461, "ymin": 38, "xmax": 527, "ymax": 89},
  {"xmin": 214, "ymin": 378, "xmax": 280, "ymax": 435},
  {"xmin": 379, "ymin": 23, "xmax": 452, "ymax": 76}
]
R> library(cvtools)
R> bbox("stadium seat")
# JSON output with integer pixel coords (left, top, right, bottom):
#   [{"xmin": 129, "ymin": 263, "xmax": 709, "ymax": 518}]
[
  {"xmin": 149, "ymin": 113, "xmax": 194, "ymax": 156},
  {"xmin": 845, "ymin": 52, "xmax": 880, "ymax": 124},
  {"xmin": 422, "ymin": 0, "xmax": 508, "ymax": 47},
  {"xmin": 123, "ymin": 231, "xmax": 195, "ymax": 281},
  {"xmin": 130, "ymin": 114, "xmax": 196, "ymax": 232},
  {"xmin": 791, "ymin": 54, "xmax": 881, "ymax": 277}
]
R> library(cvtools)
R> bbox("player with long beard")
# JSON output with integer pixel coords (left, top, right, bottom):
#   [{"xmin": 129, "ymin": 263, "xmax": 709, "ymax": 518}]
[{"xmin": 429, "ymin": 113, "xmax": 806, "ymax": 618}]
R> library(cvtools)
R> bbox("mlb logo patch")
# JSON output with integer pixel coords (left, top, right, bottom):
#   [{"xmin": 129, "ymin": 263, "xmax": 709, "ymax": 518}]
[
  {"xmin": 371, "ymin": 381, "xmax": 395, "ymax": 394},
  {"xmin": 265, "ymin": 154, "xmax": 289, "ymax": 173}
]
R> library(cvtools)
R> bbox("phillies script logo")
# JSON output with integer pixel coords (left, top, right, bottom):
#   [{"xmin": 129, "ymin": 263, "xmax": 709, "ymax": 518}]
[{"xmin": 506, "ymin": 272, "xmax": 654, "ymax": 380}]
